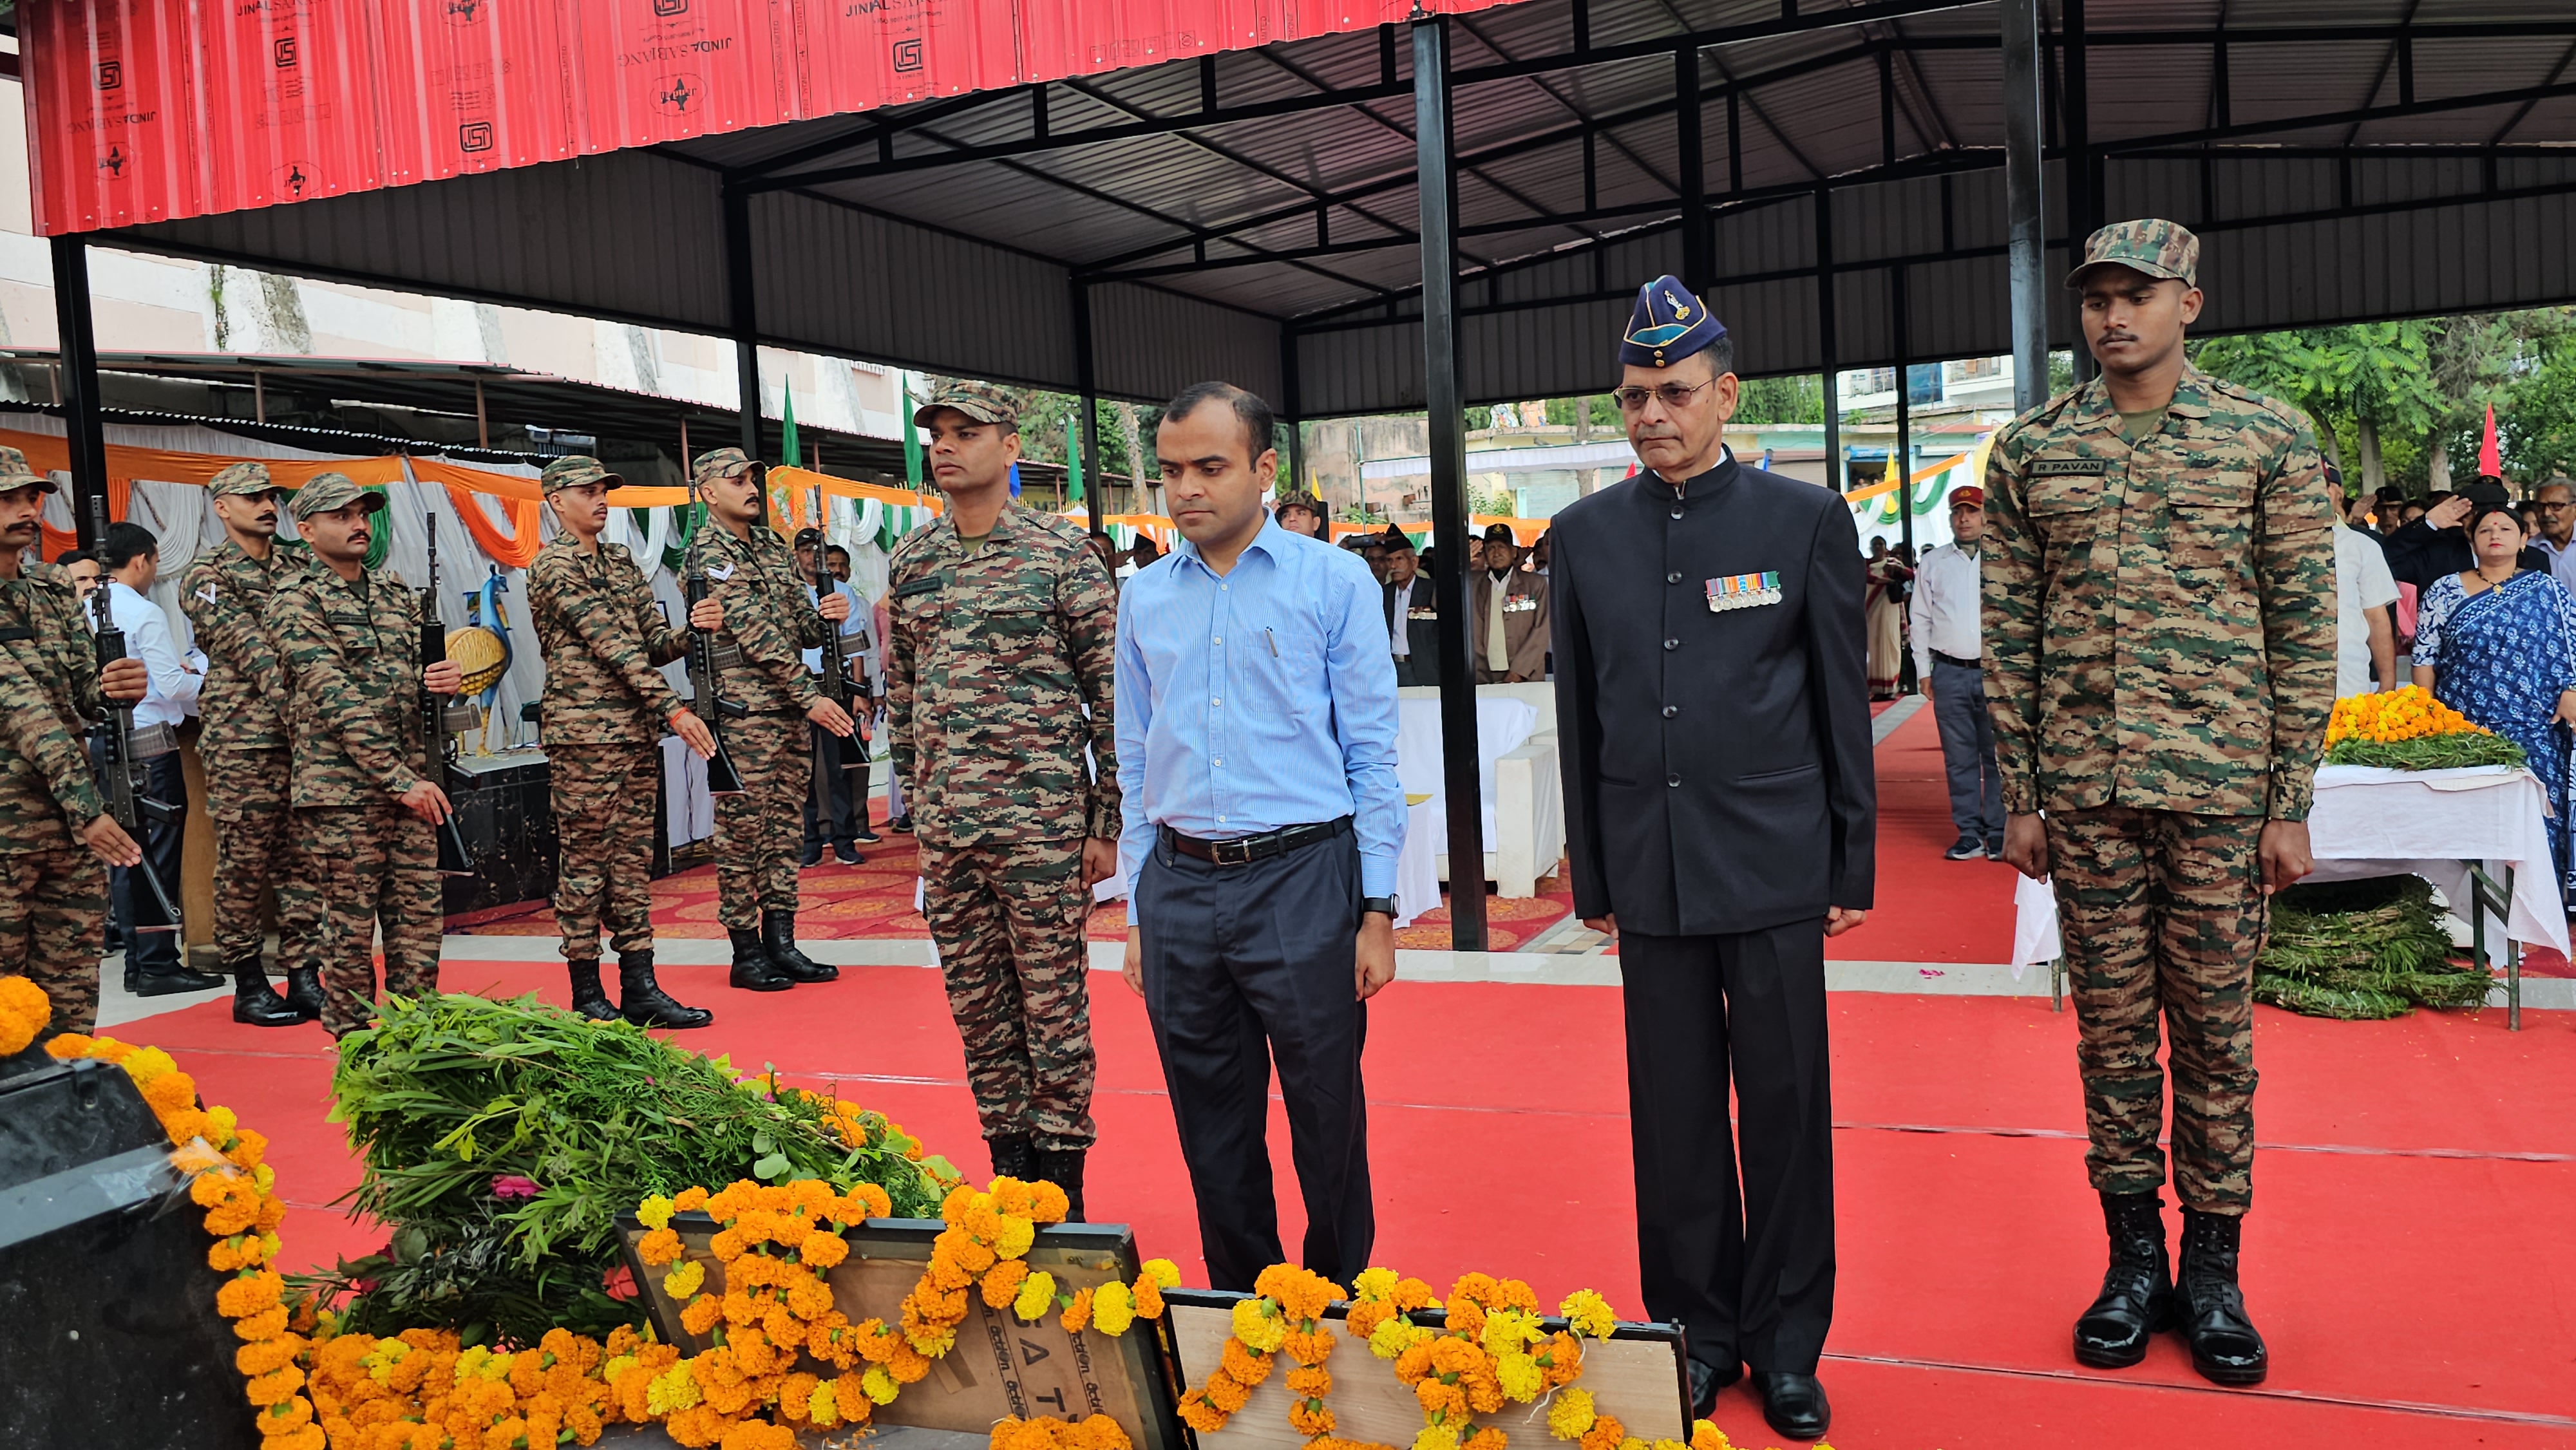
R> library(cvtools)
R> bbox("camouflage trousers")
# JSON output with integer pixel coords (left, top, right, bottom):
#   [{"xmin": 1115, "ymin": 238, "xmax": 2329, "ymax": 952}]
[
  {"xmin": 206, "ymin": 748, "xmax": 318, "ymax": 968},
  {"xmin": 550, "ymin": 742, "xmax": 660, "ymax": 961},
  {"xmin": 0, "ymin": 832, "xmax": 106, "ymax": 1039},
  {"xmin": 713, "ymin": 713, "xmax": 805, "ymax": 930},
  {"xmin": 920, "ymin": 838, "xmax": 1099, "ymax": 1149},
  {"xmin": 2049, "ymin": 806, "xmax": 2266, "ymax": 1214},
  {"xmin": 294, "ymin": 803, "xmax": 442, "ymax": 1037}
]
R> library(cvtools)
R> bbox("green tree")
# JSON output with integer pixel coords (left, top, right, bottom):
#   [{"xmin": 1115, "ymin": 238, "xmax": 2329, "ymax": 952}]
[{"xmin": 1734, "ymin": 375, "xmax": 1824, "ymax": 424}]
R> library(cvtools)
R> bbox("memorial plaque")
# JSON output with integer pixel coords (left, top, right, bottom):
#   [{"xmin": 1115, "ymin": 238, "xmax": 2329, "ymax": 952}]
[{"xmin": 618, "ymin": 1216, "xmax": 1185, "ymax": 1450}]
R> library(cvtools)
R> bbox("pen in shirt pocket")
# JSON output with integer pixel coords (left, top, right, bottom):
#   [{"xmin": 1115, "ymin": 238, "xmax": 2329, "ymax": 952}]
[{"xmin": 1264, "ymin": 627, "xmax": 1278, "ymax": 657}]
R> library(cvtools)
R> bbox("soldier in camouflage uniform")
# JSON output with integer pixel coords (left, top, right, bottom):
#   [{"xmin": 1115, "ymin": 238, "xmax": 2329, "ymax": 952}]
[
  {"xmin": 1985, "ymin": 220, "xmax": 2336, "ymax": 1388},
  {"xmin": 527, "ymin": 455, "xmax": 721, "ymax": 1029},
  {"xmin": 180, "ymin": 462, "xmax": 319, "ymax": 1028},
  {"xmin": 0, "ymin": 448, "xmax": 151, "ymax": 1040},
  {"xmin": 889, "ymin": 381, "xmax": 1121, "ymax": 1218},
  {"xmin": 683, "ymin": 447, "xmax": 855, "ymax": 990},
  {"xmin": 270, "ymin": 473, "xmax": 467, "ymax": 1037}
]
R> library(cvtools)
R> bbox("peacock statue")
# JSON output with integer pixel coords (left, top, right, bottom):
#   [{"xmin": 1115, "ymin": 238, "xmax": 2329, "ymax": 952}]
[{"xmin": 450, "ymin": 565, "xmax": 514, "ymax": 753}]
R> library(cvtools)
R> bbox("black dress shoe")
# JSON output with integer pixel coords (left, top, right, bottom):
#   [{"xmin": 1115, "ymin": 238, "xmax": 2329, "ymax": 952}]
[
  {"xmin": 728, "ymin": 927, "xmax": 793, "ymax": 992},
  {"xmin": 1750, "ymin": 1372, "xmax": 1830, "ymax": 1441},
  {"xmin": 132, "ymin": 960, "xmax": 228, "ymax": 997},
  {"xmin": 2074, "ymin": 1190, "xmax": 2175, "ymax": 1368},
  {"xmin": 2175, "ymin": 1208, "xmax": 2268, "ymax": 1385},
  {"xmin": 1685, "ymin": 1357, "xmax": 1741, "ymax": 1419}
]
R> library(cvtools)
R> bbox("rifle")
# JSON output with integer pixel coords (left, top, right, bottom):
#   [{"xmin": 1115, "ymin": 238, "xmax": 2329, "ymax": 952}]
[
  {"xmin": 85, "ymin": 495, "xmax": 182, "ymax": 936},
  {"xmin": 808, "ymin": 487, "xmax": 857, "ymax": 834},
  {"xmin": 421, "ymin": 513, "xmax": 477, "ymax": 876},
  {"xmin": 685, "ymin": 476, "xmax": 748, "ymax": 795}
]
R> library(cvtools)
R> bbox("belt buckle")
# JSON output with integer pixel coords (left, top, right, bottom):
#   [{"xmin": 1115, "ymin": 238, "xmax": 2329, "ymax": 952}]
[{"xmin": 1211, "ymin": 838, "xmax": 1253, "ymax": 867}]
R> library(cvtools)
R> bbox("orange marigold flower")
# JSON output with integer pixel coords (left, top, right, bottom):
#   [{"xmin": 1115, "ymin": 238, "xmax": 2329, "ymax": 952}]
[
  {"xmin": 1177, "ymin": 1390, "xmax": 1229, "ymax": 1433},
  {"xmin": 1204, "ymin": 1371, "xmax": 1251, "ymax": 1415},
  {"xmin": 983, "ymin": 1260, "xmax": 1031, "ymax": 1308},
  {"xmin": 1289, "ymin": 1400, "xmax": 1336, "ymax": 1436},
  {"xmin": 218, "ymin": 1270, "xmax": 285, "ymax": 1319},
  {"xmin": 1029, "ymin": 1181, "xmax": 1070, "ymax": 1225},
  {"xmin": 1579, "ymin": 1415, "xmax": 1626, "ymax": 1450},
  {"xmin": 801, "ymin": 1231, "xmax": 849, "ymax": 1270},
  {"xmin": 1061, "ymin": 1288, "xmax": 1094, "ymax": 1334},
  {"xmin": 1220, "ymin": 1338, "xmax": 1273, "ymax": 1386},
  {"xmin": 674, "ymin": 1186, "xmax": 710, "ymax": 1212},
  {"xmin": 1464, "ymin": 1429, "xmax": 1507, "ymax": 1450},
  {"xmin": 1132, "ymin": 1276, "xmax": 1166, "ymax": 1320},
  {"xmin": 1285, "ymin": 1364, "xmax": 1332, "ymax": 1397},
  {"xmin": 638, "ymin": 1227, "xmax": 685, "ymax": 1266},
  {"xmin": 680, "ymin": 1294, "xmax": 724, "ymax": 1337}
]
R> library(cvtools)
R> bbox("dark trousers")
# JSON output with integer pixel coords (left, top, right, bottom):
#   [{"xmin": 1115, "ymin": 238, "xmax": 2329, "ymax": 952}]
[
  {"xmin": 801, "ymin": 726, "xmax": 869, "ymax": 845},
  {"xmin": 1930, "ymin": 657, "xmax": 2003, "ymax": 843},
  {"xmin": 1620, "ymin": 923, "xmax": 1835, "ymax": 1376},
  {"xmin": 1394, "ymin": 654, "xmax": 1432, "ymax": 687},
  {"xmin": 91, "ymin": 744, "xmax": 185, "ymax": 972},
  {"xmin": 1136, "ymin": 829, "xmax": 1372, "ymax": 1292}
]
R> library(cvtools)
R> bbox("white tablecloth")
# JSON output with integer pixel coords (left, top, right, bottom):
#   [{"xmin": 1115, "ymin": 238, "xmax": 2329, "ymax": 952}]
[
  {"xmin": 1395, "ymin": 695, "xmax": 1539, "ymax": 842},
  {"xmin": 2013, "ymin": 764, "xmax": 2570, "ymax": 965}
]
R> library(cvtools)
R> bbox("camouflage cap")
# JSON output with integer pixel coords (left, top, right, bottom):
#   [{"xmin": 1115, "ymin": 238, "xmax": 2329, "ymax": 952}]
[
  {"xmin": 692, "ymin": 447, "xmax": 762, "ymax": 487},
  {"xmin": 1273, "ymin": 491, "xmax": 1324, "ymax": 518},
  {"xmin": 289, "ymin": 470, "xmax": 384, "ymax": 520},
  {"xmin": 208, "ymin": 461, "xmax": 278, "ymax": 498},
  {"xmin": 2067, "ymin": 218, "xmax": 2199, "ymax": 289},
  {"xmin": 540, "ymin": 455, "xmax": 625, "ymax": 494},
  {"xmin": 0, "ymin": 443, "xmax": 53, "ymax": 493},
  {"xmin": 911, "ymin": 380, "xmax": 1019, "ymax": 429}
]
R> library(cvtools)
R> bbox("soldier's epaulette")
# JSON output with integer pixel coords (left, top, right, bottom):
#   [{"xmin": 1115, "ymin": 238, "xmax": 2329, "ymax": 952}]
[{"xmin": 2199, "ymin": 374, "xmax": 2312, "ymax": 434}]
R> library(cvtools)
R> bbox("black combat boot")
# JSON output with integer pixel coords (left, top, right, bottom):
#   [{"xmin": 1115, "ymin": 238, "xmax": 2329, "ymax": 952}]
[
  {"xmin": 1035, "ymin": 1146, "xmax": 1088, "ymax": 1223},
  {"xmin": 2175, "ymin": 1208, "xmax": 2268, "ymax": 1385},
  {"xmin": 987, "ymin": 1133, "xmax": 1039, "ymax": 1183},
  {"xmin": 229, "ymin": 957, "xmax": 302, "ymax": 1028},
  {"xmin": 729, "ymin": 927, "xmax": 793, "ymax": 992},
  {"xmin": 566, "ymin": 959, "xmax": 620, "ymax": 1021},
  {"xmin": 281, "ymin": 967, "xmax": 325, "ymax": 1022},
  {"xmin": 2074, "ymin": 1191, "xmax": 2174, "ymax": 1368},
  {"xmin": 618, "ymin": 951, "xmax": 713, "ymax": 1030},
  {"xmin": 761, "ymin": 910, "xmax": 837, "ymax": 983}
]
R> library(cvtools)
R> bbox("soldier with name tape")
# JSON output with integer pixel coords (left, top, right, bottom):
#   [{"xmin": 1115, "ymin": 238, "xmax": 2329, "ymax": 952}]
[
  {"xmin": 683, "ymin": 446, "xmax": 857, "ymax": 992},
  {"xmin": 527, "ymin": 454, "xmax": 725, "ymax": 1029},
  {"xmin": 182, "ymin": 461, "xmax": 323, "ymax": 1028},
  {"xmin": 888, "ymin": 381, "xmax": 1121, "ymax": 1219},
  {"xmin": 1986, "ymin": 218, "xmax": 2337, "ymax": 1388},
  {"xmin": 269, "ymin": 472, "xmax": 467, "ymax": 1037},
  {"xmin": 0, "ymin": 447, "xmax": 150, "ymax": 1040}
]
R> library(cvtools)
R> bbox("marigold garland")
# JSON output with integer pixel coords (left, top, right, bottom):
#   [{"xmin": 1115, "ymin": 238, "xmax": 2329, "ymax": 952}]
[{"xmin": 0, "ymin": 974, "xmax": 50, "ymax": 1056}]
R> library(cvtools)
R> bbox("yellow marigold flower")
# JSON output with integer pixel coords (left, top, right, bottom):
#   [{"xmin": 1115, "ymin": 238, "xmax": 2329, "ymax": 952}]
[
  {"xmin": 1352, "ymin": 1266, "xmax": 1399, "ymax": 1302},
  {"xmin": 1558, "ymin": 1289, "xmax": 1618, "ymax": 1340},
  {"xmin": 1091, "ymin": 1281, "xmax": 1136, "ymax": 1337},
  {"xmin": 637, "ymin": 1194, "xmax": 676, "ymax": 1231},
  {"xmin": 646, "ymin": 1362, "xmax": 703, "ymax": 1415},
  {"xmin": 1495, "ymin": 1351, "xmax": 1542, "ymax": 1402},
  {"xmin": 808, "ymin": 1378, "xmax": 842, "ymax": 1428},
  {"xmin": 664, "ymin": 1260, "xmax": 706, "ymax": 1299},
  {"xmin": 120, "ymin": 1045, "xmax": 178, "ymax": 1088},
  {"xmin": 1142, "ymin": 1259, "xmax": 1182, "ymax": 1290},
  {"xmin": 1413, "ymin": 1424, "xmax": 1460, "ymax": 1450},
  {"xmin": 1368, "ymin": 1317, "xmax": 1424, "ymax": 1360},
  {"xmin": 1546, "ymin": 1388, "xmax": 1598, "ymax": 1440},
  {"xmin": 996, "ymin": 1216, "xmax": 1037, "ymax": 1261},
  {"xmin": 1014, "ymin": 1270, "xmax": 1059, "ymax": 1323},
  {"xmin": 1230, "ymin": 1297, "xmax": 1288, "ymax": 1353},
  {"xmin": 861, "ymin": 1365, "xmax": 900, "ymax": 1404}
]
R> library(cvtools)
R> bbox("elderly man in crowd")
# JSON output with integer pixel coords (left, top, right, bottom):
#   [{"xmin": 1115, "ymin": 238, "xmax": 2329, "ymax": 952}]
[{"xmin": 1468, "ymin": 522, "xmax": 1549, "ymax": 683}]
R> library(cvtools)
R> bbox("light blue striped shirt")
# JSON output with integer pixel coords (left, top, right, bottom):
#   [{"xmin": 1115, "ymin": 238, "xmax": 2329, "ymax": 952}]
[{"xmin": 1115, "ymin": 515, "xmax": 1404, "ymax": 914}]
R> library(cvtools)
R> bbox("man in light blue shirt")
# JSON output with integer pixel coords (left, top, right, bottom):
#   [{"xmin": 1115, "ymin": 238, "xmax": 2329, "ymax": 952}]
[
  {"xmin": 1115, "ymin": 381, "xmax": 1403, "ymax": 1291},
  {"xmin": 94, "ymin": 520, "xmax": 222, "ymax": 995}
]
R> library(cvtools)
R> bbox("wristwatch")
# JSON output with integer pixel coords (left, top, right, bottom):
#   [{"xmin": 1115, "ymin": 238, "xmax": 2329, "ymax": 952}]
[{"xmin": 1358, "ymin": 896, "xmax": 1399, "ymax": 921}]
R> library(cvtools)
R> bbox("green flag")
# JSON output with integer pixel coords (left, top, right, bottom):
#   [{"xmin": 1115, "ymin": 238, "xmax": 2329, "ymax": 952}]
[
  {"xmin": 781, "ymin": 384, "xmax": 802, "ymax": 467},
  {"xmin": 902, "ymin": 384, "xmax": 924, "ymax": 487},
  {"xmin": 1066, "ymin": 420, "xmax": 1085, "ymax": 504}
]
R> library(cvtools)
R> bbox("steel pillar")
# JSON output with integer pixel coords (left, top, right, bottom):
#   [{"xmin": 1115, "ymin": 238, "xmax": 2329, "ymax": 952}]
[
  {"xmin": 1676, "ymin": 46, "xmax": 1710, "ymax": 292},
  {"xmin": 50, "ymin": 236, "xmax": 109, "ymax": 547},
  {"xmin": 2064, "ymin": 0, "xmax": 2098, "ymax": 382},
  {"xmin": 1815, "ymin": 189, "xmax": 1841, "ymax": 492},
  {"xmin": 722, "ymin": 188, "xmax": 763, "ymax": 462},
  {"xmin": 1414, "ymin": 15, "xmax": 1488, "ymax": 952},
  {"xmin": 2002, "ymin": 0, "xmax": 2051, "ymax": 414},
  {"xmin": 1893, "ymin": 263, "xmax": 1915, "ymax": 560},
  {"xmin": 1073, "ymin": 280, "xmax": 1104, "ymax": 535}
]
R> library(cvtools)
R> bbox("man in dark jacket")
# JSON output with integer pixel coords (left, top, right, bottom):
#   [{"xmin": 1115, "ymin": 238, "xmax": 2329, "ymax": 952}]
[
  {"xmin": 2382, "ymin": 478, "xmax": 2547, "ymax": 586},
  {"xmin": 1379, "ymin": 529, "xmax": 1440, "ymax": 686},
  {"xmin": 1549, "ymin": 276, "xmax": 1877, "ymax": 1442}
]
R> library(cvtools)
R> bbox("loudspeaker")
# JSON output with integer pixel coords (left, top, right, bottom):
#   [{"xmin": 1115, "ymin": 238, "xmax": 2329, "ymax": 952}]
[{"xmin": 0, "ymin": 1050, "xmax": 260, "ymax": 1449}]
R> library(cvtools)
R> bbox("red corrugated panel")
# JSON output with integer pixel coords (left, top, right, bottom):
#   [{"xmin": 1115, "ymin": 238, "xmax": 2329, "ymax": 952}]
[{"xmin": 21, "ymin": 0, "xmax": 205, "ymax": 231}]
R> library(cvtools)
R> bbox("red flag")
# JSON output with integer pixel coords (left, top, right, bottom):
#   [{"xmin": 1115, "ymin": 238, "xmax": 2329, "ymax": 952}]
[{"xmin": 2479, "ymin": 404, "xmax": 2503, "ymax": 478}]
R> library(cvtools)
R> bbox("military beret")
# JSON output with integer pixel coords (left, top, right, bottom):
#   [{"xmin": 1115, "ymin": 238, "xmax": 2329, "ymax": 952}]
[
  {"xmin": 2068, "ymin": 218, "xmax": 2199, "ymax": 290},
  {"xmin": 1619, "ymin": 274, "xmax": 1727, "ymax": 370},
  {"xmin": 208, "ymin": 461, "xmax": 279, "ymax": 498},
  {"xmin": 289, "ymin": 471, "xmax": 384, "ymax": 520},
  {"xmin": 913, "ymin": 380, "xmax": 1019, "ymax": 428},
  {"xmin": 692, "ymin": 447, "xmax": 762, "ymax": 488},
  {"xmin": 540, "ymin": 455, "xmax": 624, "ymax": 494},
  {"xmin": 0, "ymin": 443, "xmax": 56, "ymax": 494}
]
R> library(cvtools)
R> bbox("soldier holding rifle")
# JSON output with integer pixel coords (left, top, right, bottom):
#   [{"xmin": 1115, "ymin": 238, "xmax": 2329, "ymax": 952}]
[
  {"xmin": 683, "ymin": 447, "xmax": 855, "ymax": 992},
  {"xmin": 527, "ymin": 455, "xmax": 723, "ymax": 1028},
  {"xmin": 795, "ymin": 522, "xmax": 879, "ymax": 863},
  {"xmin": 0, "ymin": 449, "xmax": 151, "ymax": 1041},
  {"xmin": 269, "ymin": 473, "xmax": 466, "ymax": 1037}
]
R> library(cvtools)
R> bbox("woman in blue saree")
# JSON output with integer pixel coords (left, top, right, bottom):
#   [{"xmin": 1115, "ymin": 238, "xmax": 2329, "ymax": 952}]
[{"xmin": 2410, "ymin": 503, "xmax": 2576, "ymax": 893}]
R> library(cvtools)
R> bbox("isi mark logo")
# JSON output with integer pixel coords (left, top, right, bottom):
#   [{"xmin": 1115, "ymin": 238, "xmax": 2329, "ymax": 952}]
[
  {"xmin": 442, "ymin": 0, "xmax": 488, "ymax": 26},
  {"xmin": 273, "ymin": 160, "xmax": 315, "ymax": 199},
  {"xmin": 654, "ymin": 73, "xmax": 703, "ymax": 115}
]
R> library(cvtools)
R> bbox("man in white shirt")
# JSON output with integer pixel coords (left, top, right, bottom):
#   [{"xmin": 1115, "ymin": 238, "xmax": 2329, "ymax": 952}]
[
  {"xmin": 2531, "ymin": 478, "xmax": 2576, "ymax": 596},
  {"xmin": 93, "ymin": 521, "xmax": 221, "ymax": 993},
  {"xmin": 1909, "ymin": 487, "xmax": 2003, "ymax": 861},
  {"xmin": 2334, "ymin": 486, "xmax": 2400, "ymax": 698},
  {"xmin": 796, "ymin": 528, "xmax": 881, "ymax": 862}
]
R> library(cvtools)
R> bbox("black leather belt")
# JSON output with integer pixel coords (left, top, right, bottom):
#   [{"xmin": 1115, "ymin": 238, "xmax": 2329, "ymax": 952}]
[
  {"xmin": 1162, "ymin": 816, "xmax": 1351, "ymax": 866},
  {"xmin": 1933, "ymin": 651, "xmax": 1980, "ymax": 670}
]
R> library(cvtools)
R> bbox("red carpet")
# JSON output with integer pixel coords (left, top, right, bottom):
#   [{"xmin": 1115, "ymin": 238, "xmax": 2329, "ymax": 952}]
[
  {"xmin": 1835, "ymin": 703, "xmax": 2020, "ymax": 963},
  {"xmin": 120, "ymin": 957, "xmax": 2576, "ymax": 1449}
]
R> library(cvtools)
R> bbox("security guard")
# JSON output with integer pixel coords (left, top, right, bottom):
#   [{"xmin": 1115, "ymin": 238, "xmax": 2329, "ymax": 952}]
[
  {"xmin": 270, "ymin": 472, "xmax": 465, "ymax": 1037},
  {"xmin": 527, "ymin": 455, "xmax": 721, "ymax": 1028},
  {"xmin": 1986, "ymin": 219, "xmax": 2336, "ymax": 1387},
  {"xmin": 888, "ymin": 381, "xmax": 1121, "ymax": 1218},
  {"xmin": 182, "ymin": 462, "xmax": 320, "ymax": 1026},
  {"xmin": 0, "ymin": 449, "xmax": 150, "ymax": 1040},
  {"xmin": 683, "ymin": 447, "xmax": 855, "ymax": 990}
]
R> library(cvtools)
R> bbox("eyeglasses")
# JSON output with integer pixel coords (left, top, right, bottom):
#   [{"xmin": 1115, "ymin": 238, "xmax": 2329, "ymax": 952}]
[
  {"xmin": 1614, "ymin": 379, "xmax": 1718, "ymax": 412},
  {"xmin": 2542, "ymin": 502, "xmax": 2575, "ymax": 512}
]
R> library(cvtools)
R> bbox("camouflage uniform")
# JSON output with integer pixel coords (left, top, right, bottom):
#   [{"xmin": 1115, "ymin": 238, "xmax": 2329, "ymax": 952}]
[
  {"xmin": 180, "ymin": 464, "xmax": 320, "ymax": 975},
  {"xmin": 527, "ymin": 459, "xmax": 692, "ymax": 963},
  {"xmin": 683, "ymin": 450, "xmax": 826, "ymax": 930},
  {"xmin": 890, "ymin": 383, "xmax": 1122, "ymax": 1153},
  {"xmin": 270, "ymin": 475, "xmax": 444, "ymax": 1037},
  {"xmin": 1984, "ymin": 225, "xmax": 2337, "ymax": 1216},
  {"xmin": 0, "ymin": 527, "xmax": 111, "ymax": 1036}
]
